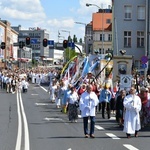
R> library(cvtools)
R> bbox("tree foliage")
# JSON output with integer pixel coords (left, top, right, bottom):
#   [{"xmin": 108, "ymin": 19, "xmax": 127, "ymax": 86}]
[{"xmin": 65, "ymin": 48, "xmax": 78, "ymax": 61}]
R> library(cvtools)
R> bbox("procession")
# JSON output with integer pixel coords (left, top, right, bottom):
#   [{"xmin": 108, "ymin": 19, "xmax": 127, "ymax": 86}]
[{"xmin": 1, "ymin": 52, "xmax": 150, "ymax": 139}]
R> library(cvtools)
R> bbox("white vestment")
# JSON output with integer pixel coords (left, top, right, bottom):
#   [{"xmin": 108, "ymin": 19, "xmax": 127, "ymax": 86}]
[
  {"xmin": 80, "ymin": 91, "xmax": 99, "ymax": 117},
  {"xmin": 123, "ymin": 94, "xmax": 142, "ymax": 134}
]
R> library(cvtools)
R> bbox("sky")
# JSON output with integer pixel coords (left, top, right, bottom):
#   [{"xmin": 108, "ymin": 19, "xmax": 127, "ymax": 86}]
[{"xmin": 0, "ymin": 0, "xmax": 112, "ymax": 42}]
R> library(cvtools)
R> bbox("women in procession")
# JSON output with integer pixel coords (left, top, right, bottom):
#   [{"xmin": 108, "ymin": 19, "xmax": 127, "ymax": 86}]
[
  {"xmin": 138, "ymin": 87, "xmax": 148, "ymax": 128},
  {"xmin": 66, "ymin": 86, "xmax": 79, "ymax": 122},
  {"xmin": 2, "ymin": 63, "xmax": 150, "ymax": 140},
  {"xmin": 115, "ymin": 89, "xmax": 126, "ymax": 127},
  {"xmin": 99, "ymin": 83, "xmax": 112, "ymax": 119}
]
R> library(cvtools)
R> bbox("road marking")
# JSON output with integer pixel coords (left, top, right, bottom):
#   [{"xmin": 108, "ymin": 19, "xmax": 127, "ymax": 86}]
[
  {"xmin": 106, "ymin": 133, "xmax": 120, "ymax": 139},
  {"xmin": 15, "ymin": 92, "xmax": 30, "ymax": 150},
  {"xmin": 35, "ymin": 103, "xmax": 51, "ymax": 106},
  {"xmin": 123, "ymin": 144, "xmax": 139, "ymax": 150},
  {"xmin": 68, "ymin": 148, "xmax": 72, "ymax": 150},
  {"xmin": 19, "ymin": 92, "xmax": 30, "ymax": 150},
  {"xmin": 15, "ymin": 92, "xmax": 22, "ymax": 150},
  {"xmin": 39, "ymin": 85, "xmax": 48, "ymax": 92},
  {"xmin": 31, "ymin": 94, "xmax": 38, "ymax": 95},
  {"xmin": 109, "ymin": 117, "xmax": 116, "ymax": 120},
  {"xmin": 44, "ymin": 117, "xmax": 63, "ymax": 121},
  {"xmin": 95, "ymin": 125, "xmax": 104, "ymax": 130}
]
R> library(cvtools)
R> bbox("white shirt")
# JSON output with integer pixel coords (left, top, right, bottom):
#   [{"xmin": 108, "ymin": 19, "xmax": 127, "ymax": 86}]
[{"xmin": 80, "ymin": 91, "xmax": 99, "ymax": 117}]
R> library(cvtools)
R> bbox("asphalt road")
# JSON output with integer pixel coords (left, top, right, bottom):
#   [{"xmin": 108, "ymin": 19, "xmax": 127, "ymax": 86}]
[{"xmin": 0, "ymin": 84, "xmax": 150, "ymax": 150}]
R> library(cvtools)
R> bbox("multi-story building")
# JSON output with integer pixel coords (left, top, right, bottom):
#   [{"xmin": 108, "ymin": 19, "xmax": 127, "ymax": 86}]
[
  {"xmin": 112, "ymin": 0, "xmax": 150, "ymax": 70},
  {"xmin": 12, "ymin": 25, "xmax": 49, "ymax": 60},
  {"xmin": 0, "ymin": 20, "xmax": 18, "ymax": 69},
  {"xmin": 85, "ymin": 8, "xmax": 112, "ymax": 55}
]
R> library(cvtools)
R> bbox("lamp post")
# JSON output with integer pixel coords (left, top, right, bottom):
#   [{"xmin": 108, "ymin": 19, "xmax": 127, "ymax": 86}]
[
  {"xmin": 58, "ymin": 35, "xmax": 65, "ymax": 42},
  {"xmin": 61, "ymin": 30, "xmax": 70, "ymax": 39},
  {"xmin": 75, "ymin": 21, "xmax": 87, "ymax": 53},
  {"xmin": 86, "ymin": 3, "xmax": 104, "ymax": 54}
]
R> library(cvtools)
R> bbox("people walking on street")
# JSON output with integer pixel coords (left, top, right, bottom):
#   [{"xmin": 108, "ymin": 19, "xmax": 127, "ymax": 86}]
[
  {"xmin": 79, "ymin": 84, "xmax": 99, "ymax": 138},
  {"xmin": 116, "ymin": 90, "xmax": 126, "ymax": 127},
  {"xmin": 57, "ymin": 80, "xmax": 67, "ymax": 110},
  {"xmin": 99, "ymin": 84, "xmax": 112, "ymax": 119},
  {"xmin": 138, "ymin": 87, "xmax": 148, "ymax": 128},
  {"xmin": 66, "ymin": 86, "xmax": 79, "ymax": 122},
  {"xmin": 123, "ymin": 87, "xmax": 142, "ymax": 138},
  {"xmin": 48, "ymin": 79, "xmax": 58, "ymax": 103}
]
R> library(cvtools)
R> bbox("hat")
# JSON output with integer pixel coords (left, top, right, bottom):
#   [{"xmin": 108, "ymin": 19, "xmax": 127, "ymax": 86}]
[
  {"xmin": 145, "ymin": 88, "xmax": 149, "ymax": 92},
  {"xmin": 140, "ymin": 87, "xmax": 146, "ymax": 92},
  {"xmin": 87, "ymin": 71, "xmax": 92, "ymax": 74}
]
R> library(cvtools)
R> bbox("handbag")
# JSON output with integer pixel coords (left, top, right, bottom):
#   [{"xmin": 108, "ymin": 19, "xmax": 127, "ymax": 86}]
[{"xmin": 74, "ymin": 101, "xmax": 79, "ymax": 108}]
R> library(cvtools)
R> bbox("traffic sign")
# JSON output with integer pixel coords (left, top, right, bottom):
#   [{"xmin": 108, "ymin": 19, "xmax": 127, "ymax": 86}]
[
  {"xmin": 31, "ymin": 39, "xmax": 38, "ymax": 44},
  {"xmin": 141, "ymin": 63, "xmax": 147, "ymax": 69},
  {"xmin": 68, "ymin": 42, "xmax": 75, "ymax": 49},
  {"xmin": 48, "ymin": 40, "xmax": 54, "ymax": 45},
  {"xmin": 141, "ymin": 56, "xmax": 148, "ymax": 64}
]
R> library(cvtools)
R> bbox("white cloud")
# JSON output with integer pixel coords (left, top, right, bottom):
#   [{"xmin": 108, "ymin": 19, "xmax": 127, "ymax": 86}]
[
  {"xmin": 47, "ymin": 18, "xmax": 74, "ymax": 28},
  {"xmin": 0, "ymin": 0, "xmax": 46, "ymax": 21},
  {"xmin": 0, "ymin": 0, "xmax": 112, "ymax": 42}
]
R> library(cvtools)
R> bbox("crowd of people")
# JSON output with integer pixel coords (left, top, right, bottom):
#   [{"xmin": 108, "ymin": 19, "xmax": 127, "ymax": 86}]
[
  {"xmin": 46, "ymin": 71, "xmax": 150, "ymax": 138},
  {"xmin": 1, "ymin": 67, "xmax": 150, "ymax": 139}
]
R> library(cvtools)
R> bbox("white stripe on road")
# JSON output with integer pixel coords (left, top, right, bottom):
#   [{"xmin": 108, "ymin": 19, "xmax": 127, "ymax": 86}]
[
  {"xmin": 106, "ymin": 133, "xmax": 120, "ymax": 139},
  {"xmin": 95, "ymin": 125, "xmax": 105, "ymax": 130},
  {"xmin": 44, "ymin": 117, "xmax": 63, "ymax": 121},
  {"xmin": 39, "ymin": 85, "xmax": 47, "ymax": 92},
  {"xmin": 67, "ymin": 148, "xmax": 72, "ymax": 150},
  {"xmin": 31, "ymin": 94, "xmax": 39, "ymax": 95},
  {"xmin": 15, "ymin": 92, "xmax": 22, "ymax": 150},
  {"xmin": 19, "ymin": 92, "xmax": 30, "ymax": 150},
  {"xmin": 35, "ymin": 103, "xmax": 51, "ymax": 106},
  {"xmin": 123, "ymin": 144, "xmax": 139, "ymax": 150}
]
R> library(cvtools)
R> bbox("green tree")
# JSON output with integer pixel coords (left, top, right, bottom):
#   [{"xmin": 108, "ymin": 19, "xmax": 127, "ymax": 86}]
[
  {"xmin": 73, "ymin": 35, "xmax": 78, "ymax": 43},
  {"xmin": 79, "ymin": 38, "xmax": 82, "ymax": 43},
  {"xmin": 68, "ymin": 35, "xmax": 72, "ymax": 42},
  {"xmin": 64, "ymin": 48, "xmax": 77, "ymax": 61}
]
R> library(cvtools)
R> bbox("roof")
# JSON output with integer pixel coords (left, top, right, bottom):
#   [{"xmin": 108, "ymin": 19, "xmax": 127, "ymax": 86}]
[{"xmin": 92, "ymin": 12, "xmax": 112, "ymax": 31}]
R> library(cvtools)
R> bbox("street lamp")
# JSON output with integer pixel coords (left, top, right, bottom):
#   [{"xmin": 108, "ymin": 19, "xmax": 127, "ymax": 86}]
[
  {"xmin": 86, "ymin": 3, "xmax": 101, "ymax": 9},
  {"xmin": 75, "ymin": 21, "xmax": 87, "ymax": 53},
  {"xmin": 86, "ymin": 3, "xmax": 104, "ymax": 54},
  {"xmin": 61, "ymin": 30, "xmax": 70, "ymax": 39}
]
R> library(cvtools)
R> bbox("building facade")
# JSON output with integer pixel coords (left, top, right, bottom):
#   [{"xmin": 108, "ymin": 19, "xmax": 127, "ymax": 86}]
[
  {"xmin": 85, "ymin": 8, "xmax": 112, "ymax": 55},
  {"xmin": 0, "ymin": 20, "xmax": 18, "ymax": 69},
  {"xmin": 112, "ymin": 0, "xmax": 150, "ymax": 70},
  {"xmin": 12, "ymin": 26, "xmax": 49, "ymax": 60}
]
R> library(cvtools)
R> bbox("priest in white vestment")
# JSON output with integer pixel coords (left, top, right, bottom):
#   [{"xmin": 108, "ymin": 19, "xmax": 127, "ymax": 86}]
[
  {"xmin": 123, "ymin": 87, "xmax": 142, "ymax": 138},
  {"xmin": 80, "ymin": 84, "xmax": 99, "ymax": 138}
]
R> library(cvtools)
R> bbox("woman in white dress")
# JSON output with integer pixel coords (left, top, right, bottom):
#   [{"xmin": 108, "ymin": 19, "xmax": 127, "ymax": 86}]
[{"xmin": 48, "ymin": 80, "xmax": 58, "ymax": 103}]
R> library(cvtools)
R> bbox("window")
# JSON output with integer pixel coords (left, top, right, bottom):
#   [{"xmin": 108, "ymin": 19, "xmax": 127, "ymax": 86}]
[
  {"xmin": 137, "ymin": 31, "xmax": 144, "ymax": 47},
  {"xmin": 108, "ymin": 34, "xmax": 112, "ymax": 41},
  {"xmin": 124, "ymin": 5, "xmax": 132, "ymax": 20},
  {"xmin": 124, "ymin": 31, "xmax": 131, "ymax": 47},
  {"xmin": 106, "ymin": 19, "xmax": 111, "ymax": 24},
  {"xmin": 137, "ymin": 6, "xmax": 145, "ymax": 20},
  {"xmin": 99, "ymin": 48, "xmax": 101, "ymax": 54},
  {"xmin": 100, "ymin": 34, "xmax": 104, "ymax": 41}
]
